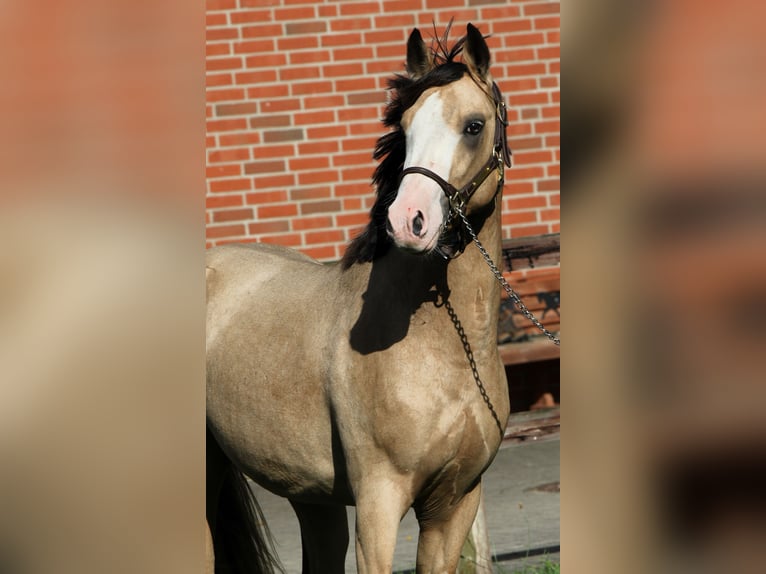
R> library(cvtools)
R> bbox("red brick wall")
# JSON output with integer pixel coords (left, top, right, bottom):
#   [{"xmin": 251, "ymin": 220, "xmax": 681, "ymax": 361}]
[{"xmin": 206, "ymin": 0, "xmax": 560, "ymax": 261}]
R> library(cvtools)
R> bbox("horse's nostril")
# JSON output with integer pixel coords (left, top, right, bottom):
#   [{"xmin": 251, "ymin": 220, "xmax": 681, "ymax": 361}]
[
  {"xmin": 385, "ymin": 218, "xmax": 393, "ymax": 234},
  {"xmin": 412, "ymin": 211, "xmax": 424, "ymax": 237}
]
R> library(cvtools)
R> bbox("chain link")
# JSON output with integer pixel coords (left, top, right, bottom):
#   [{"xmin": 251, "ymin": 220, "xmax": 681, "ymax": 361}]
[
  {"xmin": 456, "ymin": 208, "xmax": 561, "ymax": 347},
  {"xmin": 444, "ymin": 299, "xmax": 505, "ymax": 440}
]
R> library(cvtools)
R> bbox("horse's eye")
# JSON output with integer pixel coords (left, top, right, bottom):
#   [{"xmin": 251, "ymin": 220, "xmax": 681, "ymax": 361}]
[{"xmin": 464, "ymin": 120, "xmax": 484, "ymax": 136}]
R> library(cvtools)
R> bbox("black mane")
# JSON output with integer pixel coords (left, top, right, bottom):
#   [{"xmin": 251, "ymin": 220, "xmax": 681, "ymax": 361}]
[{"xmin": 340, "ymin": 29, "xmax": 471, "ymax": 269}]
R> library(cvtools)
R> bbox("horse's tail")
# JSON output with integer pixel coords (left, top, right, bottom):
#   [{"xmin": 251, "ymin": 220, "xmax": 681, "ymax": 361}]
[{"xmin": 207, "ymin": 430, "xmax": 283, "ymax": 574}]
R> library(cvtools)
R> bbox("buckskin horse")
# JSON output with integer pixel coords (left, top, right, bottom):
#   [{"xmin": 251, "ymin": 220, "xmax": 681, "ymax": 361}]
[{"xmin": 206, "ymin": 23, "xmax": 513, "ymax": 573}]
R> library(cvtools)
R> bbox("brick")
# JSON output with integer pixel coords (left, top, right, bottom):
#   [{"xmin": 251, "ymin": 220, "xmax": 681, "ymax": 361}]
[
  {"xmin": 289, "ymin": 187, "xmax": 331, "ymax": 201},
  {"xmin": 243, "ymin": 53, "xmax": 287, "ymax": 69},
  {"xmin": 253, "ymin": 174, "xmax": 295, "ymax": 189},
  {"xmin": 491, "ymin": 20, "xmax": 532, "ymax": 35},
  {"xmin": 218, "ymin": 132, "xmax": 261, "ymax": 146},
  {"xmin": 289, "ymin": 156, "xmax": 329, "ymax": 171},
  {"xmin": 215, "ymin": 102, "xmax": 258, "ymax": 116},
  {"xmin": 505, "ymin": 33, "xmax": 545, "ymax": 47},
  {"xmin": 208, "ymin": 148, "xmax": 249, "ymax": 163},
  {"xmin": 303, "ymin": 95, "xmax": 345, "ymax": 110},
  {"xmin": 301, "ymin": 245, "xmax": 337, "ymax": 261},
  {"xmin": 298, "ymin": 170, "xmax": 337, "ymax": 185},
  {"xmin": 206, "ymin": 73, "xmax": 232, "ymax": 88},
  {"xmin": 245, "ymin": 190, "xmax": 289, "ymax": 204},
  {"xmin": 212, "ymin": 208, "xmax": 254, "ymax": 222},
  {"xmin": 241, "ymin": 24, "xmax": 283, "ymax": 39},
  {"xmin": 537, "ymin": 178, "xmax": 559, "ymax": 192},
  {"xmin": 512, "ymin": 93, "xmax": 548, "ymax": 105},
  {"xmin": 504, "ymin": 181, "xmax": 535, "ymax": 195},
  {"xmin": 524, "ymin": 2, "xmax": 560, "ymax": 16},
  {"xmin": 542, "ymin": 105, "xmax": 560, "ymax": 118},
  {"xmin": 235, "ymin": 70, "xmax": 278, "ymax": 85},
  {"xmin": 275, "ymin": 6, "xmax": 315, "ymax": 20},
  {"xmin": 298, "ymin": 140, "xmax": 339, "ymax": 155},
  {"xmin": 279, "ymin": 66, "xmax": 319, "ymax": 81},
  {"xmin": 292, "ymin": 216, "xmax": 333, "ymax": 231},
  {"xmin": 285, "ymin": 21, "xmax": 326, "ymax": 35},
  {"xmin": 246, "ymin": 85, "xmax": 290, "ymax": 99},
  {"xmin": 251, "ymin": 144, "xmax": 294, "ymax": 159},
  {"xmin": 206, "ymin": 13, "xmax": 227, "ymax": 26},
  {"xmin": 207, "ymin": 164, "xmax": 241, "ymax": 178},
  {"xmin": 207, "ymin": 57, "xmax": 243, "ymax": 72},
  {"xmin": 263, "ymin": 128, "xmax": 304, "ymax": 143},
  {"xmin": 209, "ymin": 178, "xmax": 252, "ymax": 193},
  {"xmin": 317, "ymin": 5, "xmax": 338, "ymax": 17},
  {"xmin": 305, "ymin": 230, "xmax": 345, "ymax": 244},
  {"xmin": 291, "ymin": 81, "xmax": 333, "ymax": 97},
  {"xmin": 340, "ymin": 2, "xmax": 379, "ymax": 16},
  {"xmin": 364, "ymin": 29, "xmax": 405, "ymax": 44},
  {"xmin": 278, "ymin": 36, "xmax": 320, "ymax": 52},
  {"xmin": 248, "ymin": 220, "xmax": 290, "ymax": 235},
  {"xmin": 335, "ymin": 183, "xmax": 369, "ymax": 197},
  {"xmin": 533, "ymin": 120, "xmax": 560, "ymax": 134},
  {"xmin": 206, "ymin": 88, "xmax": 245, "ymax": 103},
  {"xmin": 502, "ymin": 211, "xmax": 537, "ymax": 225},
  {"xmin": 342, "ymin": 166, "xmax": 374, "ymax": 181},
  {"xmin": 260, "ymin": 98, "xmax": 301, "ymax": 112},
  {"xmin": 508, "ymin": 136, "xmax": 543, "ymax": 150},
  {"xmin": 337, "ymin": 106, "xmax": 378, "ymax": 122},
  {"xmin": 330, "ymin": 18, "xmax": 371, "ymax": 32},
  {"xmin": 239, "ymin": 0, "xmax": 280, "ymax": 6},
  {"xmin": 496, "ymin": 48, "xmax": 536, "ymax": 63},
  {"xmin": 301, "ymin": 200, "xmax": 342, "ymax": 215},
  {"xmin": 540, "ymin": 208, "xmax": 559, "ymax": 221},
  {"xmin": 332, "ymin": 151, "xmax": 373, "ymax": 167},
  {"xmin": 534, "ymin": 16, "xmax": 560, "ymax": 30},
  {"xmin": 349, "ymin": 122, "xmax": 382, "ymax": 136},
  {"xmin": 206, "ymin": 194, "xmax": 243, "ymax": 209},
  {"xmin": 323, "ymin": 63, "xmax": 364, "ymax": 78},
  {"xmin": 206, "ymin": 224, "xmax": 245, "ymax": 239},
  {"xmin": 333, "ymin": 46, "xmax": 374, "ymax": 61},
  {"xmin": 293, "ymin": 110, "xmax": 335, "ymax": 126},
  {"xmin": 336, "ymin": 212, "xmax": 370, "ymax": 227},
  {"xmin": 375, "ymin": 14, "xmax": 416, "ymax": 28},
  {"xmin": 537, "ymin": 46, "xmax": 560, "ymax": 60},
  {"xmin": 506, "ymin": 196, "xmax": 547, "ymax": 210},
  {"xmin": 244, "ymin": 160, "xmax": 286, "ymax": 174},
  {"xmin": 249, "ymin": 114, "xmax": 292, "ymax": 129},
  {"xmin": 508, "ymin": 166, "xmax": 545, "ymax": 180},
  {"xmin": 321, "ymin": 33, "xmax": 362, "ymax": 47},
  {"xmin": 207, "ymin": 28, "xmax": 238, "ymax": 42},
  {"xmin": 259, "ymin": 234, "xmax": 303, "ymax": 247},
  {"xmin": 232, "ymin": 40, "xmax": 274, "ymax": 54},
  {"xmin": 229, "ymin": 10, "xmax": 273, "ymax": 24},
  {"xmin": 290, "ymin": 51, "xmax": 331, "ymax": 65},
  {"xmin": 346, "ymin": 91, "xmax": 387, "ymax": 105},
  {"xmin": 206, "ymin": 43, "xmax": 230, "ymax": 57},
  {"xmin": 258, "ymin": 203, "xmax": 299, "ymax": 219}
]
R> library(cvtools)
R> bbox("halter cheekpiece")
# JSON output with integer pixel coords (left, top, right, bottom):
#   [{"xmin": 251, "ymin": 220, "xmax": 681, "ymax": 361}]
[{"xmin": 398, "ymin": 81, "xmax": 512, "ymax": 259}]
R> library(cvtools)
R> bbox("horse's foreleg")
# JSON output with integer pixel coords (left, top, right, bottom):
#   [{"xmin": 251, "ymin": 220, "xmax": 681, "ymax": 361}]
[
  {"xmin": 289, "ymin": 500, "xmax": 349, "ymax": 574},
  {"xmin": 414, "ymin": 481, "xmax": 483, "ymax": 574},
  {"xmin": 354, "ymin": 478, "xmax": 411, "ymax": 574}
]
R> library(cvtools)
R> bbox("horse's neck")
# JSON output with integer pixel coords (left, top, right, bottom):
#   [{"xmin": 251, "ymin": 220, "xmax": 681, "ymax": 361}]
[{"xmin": 444, "ymin": 204, "xmax": 503, "ymax": 338}]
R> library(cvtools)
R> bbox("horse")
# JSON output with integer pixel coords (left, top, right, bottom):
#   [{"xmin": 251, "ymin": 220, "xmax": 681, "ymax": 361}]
[{"xmin": 206, "ymin": 22, "xmax": 513, "ymax": 574}]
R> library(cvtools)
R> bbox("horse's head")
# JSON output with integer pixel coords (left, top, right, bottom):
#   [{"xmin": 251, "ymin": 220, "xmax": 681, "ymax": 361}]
[
  {"xmin": 340, "ymin": 23, "xmax": 511, "ymax": 269},
  {"xmin": 385, "ymin": 23, "xmax": 510, "ymax": 256}
]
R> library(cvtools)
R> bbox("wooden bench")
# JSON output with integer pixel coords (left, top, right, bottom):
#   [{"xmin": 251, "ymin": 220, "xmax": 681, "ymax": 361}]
[{"xmin": 496, "ymin": 233, "xmax": 560, "ymax": 367}]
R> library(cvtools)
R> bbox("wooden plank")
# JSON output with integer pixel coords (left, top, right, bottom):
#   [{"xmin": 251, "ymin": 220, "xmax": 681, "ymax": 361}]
[
  {"xmin": 499, "ymin": 339, "xmax": 560, "ymax": 365},
  {"xmin": 501, "ymin": 233, "xmax": 560, "ymax": 272}
]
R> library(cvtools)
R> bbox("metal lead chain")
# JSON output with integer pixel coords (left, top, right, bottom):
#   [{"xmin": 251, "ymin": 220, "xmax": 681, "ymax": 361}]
[{"xmin": 456, "ymin": 209, "xmax": 561, "ymax": 346}]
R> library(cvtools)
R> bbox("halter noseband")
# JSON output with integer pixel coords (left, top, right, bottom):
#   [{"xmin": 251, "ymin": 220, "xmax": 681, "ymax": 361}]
[{"xmin": 398, "ymin": 82, "xmax": 512, "ymax": 258}]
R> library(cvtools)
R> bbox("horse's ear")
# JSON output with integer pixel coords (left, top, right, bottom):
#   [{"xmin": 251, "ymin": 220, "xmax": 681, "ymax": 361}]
[
  {"xmin": 406, "ymin": 28, "xmax": 433, "ymax": 79},
  {"xmin": 463, "ymin": 23, "xmax": 490, "ymax": 78}
]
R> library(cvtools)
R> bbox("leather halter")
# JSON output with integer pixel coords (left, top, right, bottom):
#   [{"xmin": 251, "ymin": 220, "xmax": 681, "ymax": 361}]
[{"xmin": 398, "ymin": 82, "xmax": 512, "ymax": 258}]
